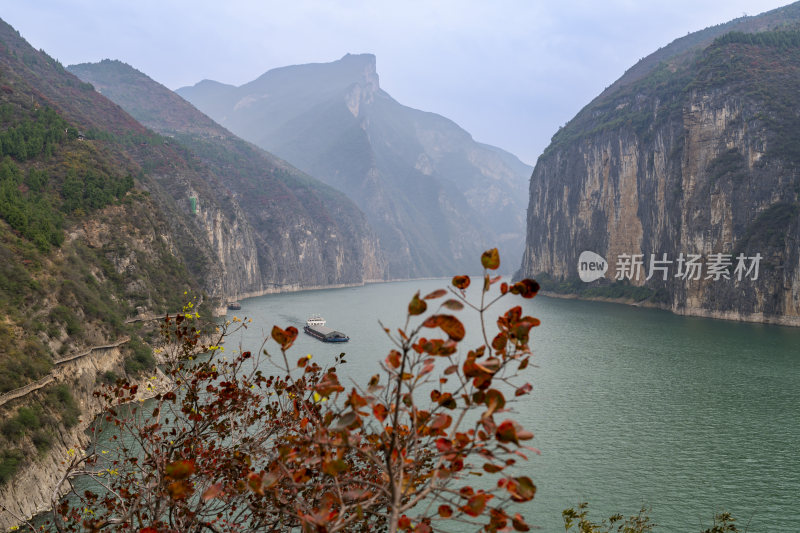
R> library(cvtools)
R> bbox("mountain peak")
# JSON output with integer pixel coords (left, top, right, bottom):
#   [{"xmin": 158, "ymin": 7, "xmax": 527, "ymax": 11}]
[
  {"xmin": 339, "ymin": 53, "xmax": 378, "ymax": 88},
  {"xmin": 340, "ymin": 52, "xmax": 376, "ymax": 66}
]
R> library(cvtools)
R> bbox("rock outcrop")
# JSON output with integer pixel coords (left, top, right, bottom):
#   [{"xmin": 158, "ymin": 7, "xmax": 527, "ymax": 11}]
[
  {"xmin": 0, "ymin": 18, "xmax": 382, "ymax": 526},
  {"xmin": 519, "ymin": 15, "xmax": 800, "ymax": 325},
  {"xmin": 69, "ymin": 59, "xmax": 387, "ymax": 296}
]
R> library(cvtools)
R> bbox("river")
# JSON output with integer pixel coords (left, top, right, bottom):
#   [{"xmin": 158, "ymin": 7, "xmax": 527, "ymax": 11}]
[{"xmin": 226, "ymin": 278, "xmax": 800, "ymax": 531}]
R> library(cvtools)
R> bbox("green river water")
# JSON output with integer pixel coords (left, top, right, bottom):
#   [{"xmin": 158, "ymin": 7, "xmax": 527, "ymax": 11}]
[
  {"xmin": 227, "ymin": 279, "xmax": 800, "ymax": 531},
  {"xmin": 35, "ymin": 278, "xmax": 799, "ymax": 531}
]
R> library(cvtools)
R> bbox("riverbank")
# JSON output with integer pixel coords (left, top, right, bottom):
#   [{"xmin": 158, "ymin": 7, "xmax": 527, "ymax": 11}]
[
  {"xmin": 540, "ymin": 290, "xmax": 800, "ymax": 327},
  {"xmin": 0, "ymin": 340, "xmax": 172, "ymax": 530}
]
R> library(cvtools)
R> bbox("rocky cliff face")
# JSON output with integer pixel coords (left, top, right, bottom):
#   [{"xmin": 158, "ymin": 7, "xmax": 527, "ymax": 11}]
[
  {"xmin": 0, "ymin": 18, "xmax": 382, "ymax": 524},
  {"xmin": 0, "ymin": 194, "xmax": 202, "ymax": 529},
  {"xmin": 69, "ymin": 59, "xmax": 387, "ymax": 295},
  {"xmin": 520, "ymin": 29, "xmax": 800, "ymax": 325},
  {"xmin": 177, "ymin": 54, "xmax": 531, "ymax": 277},
  {"xmin": 0, "ymin": 341, "xmax": 171, "ymax": 530}
]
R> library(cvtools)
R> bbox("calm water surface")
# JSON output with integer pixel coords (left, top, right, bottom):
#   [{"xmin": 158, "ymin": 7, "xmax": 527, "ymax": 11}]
[{"xmin": 227, "ymin": 280, "xmax": 800, "ymax": 532}]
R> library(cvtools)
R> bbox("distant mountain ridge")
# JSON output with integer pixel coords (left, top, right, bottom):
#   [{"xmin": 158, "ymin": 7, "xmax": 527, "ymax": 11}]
[
  {"xmin": 178, "ymin": 54, "xmax": 532, "ymax": 277},
  {"xmin": 597, "ymin": 2, "xmax": 800, "ymax": 98}
]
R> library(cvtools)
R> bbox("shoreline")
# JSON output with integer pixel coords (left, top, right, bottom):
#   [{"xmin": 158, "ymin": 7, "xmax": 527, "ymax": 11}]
[
  {"xmin": 0, "ymin": 346, "xmax": 172, "ymax": 530},
  {"xmin": 540, "ymin": 290, "xmax": 800, "ymax": 327},
  {"xmin": 220, "ymin": 276, "xmax": 453, "ymax": 313}
]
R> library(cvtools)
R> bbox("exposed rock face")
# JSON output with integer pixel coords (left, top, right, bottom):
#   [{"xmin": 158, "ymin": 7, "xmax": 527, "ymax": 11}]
[
  {"xmin": 69, "ymin": 59, "xmax": 387, "ymax": 296},
  {"xmin": 177, "ymin": 54, "xmax": 531, "ymax": 277},
  {"xmin": 0, "ymin": 343, "xmax": 170, "ymax": 530},
  {"xmin": 520, "ymin": 27, "xmax": 800, "ymax": 325},
  {"xmin": 0, "ymin": 19, "xmax": 383, "ymax": 526}
]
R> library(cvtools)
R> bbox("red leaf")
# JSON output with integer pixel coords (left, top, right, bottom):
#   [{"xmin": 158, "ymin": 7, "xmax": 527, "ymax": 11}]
[
  {"xmin": 165, "ymin": 459, "xmax": 195, "ymax": 479},
  {"xmin": 202, "ymin": 483, "xmax": 223, "ymax": 501},
  {"xmin": 442, "ymin": 299, "xmax": 464, "ymax": 310},
  {"xmin": 271, "ymin": 325, "xmax": 298, "ymax": 350},
  {"xmin": 436, "ymin": 392, "xmax": 457, "ymax": 409},
  {"xmin": 347, "ymin": 390, "xmax": 368, "ymax": 409},
  {"xmin": 423, "ymin": 289, "xmax": 447, "ymax": 300},
  {"xmin": 438, "ymin": 505, "xmax": 453, "ymax": 518},
  {"xmin": 430, "ymin": 413, "xmax": 452, "ymax": 432},
  {"xmin": 515, "ymin": 383, "xmax": 533, "ymax": 396},
  {"xmin": 386, "ymin": 350, "xmax": 402, "ymax": 368},
  {"xmin": 506, "ymin": 476, "xmax": 536, "ymax": 502},
  {"xmin": 496, "ymin": 420, "xmax": 533, "ymax": 445},
  {"xmin": 423, "ymin": 314, "xmax": 465, "ymax": 342},
  {"xmin": 166, "ymin": 480, "xmax": 192, "ymax": 500},
  {"xmin": 435, "ymin": 438, "xmax": 452, "ymax": 453},
  {"xmin": 372, "ymin": 404, "xmax": 388, "ymax": 422},
  {"xmin": 452, "ymin": 275, "xmax": 471, "ymax": 290},
  {"xmin": 492, "ymin": 332, "xmax": 508, "ymax": 352},
  {"xmin": 481, "ymin": 248, "xmax": 500, "ymax": 270},
  {"xmin": 461, "ymin": 493, "xmax": 492, "ymax": 517},
  {"xmin": 475, "ymin": 357, "xmax": 501, "ymax": 375},
  {"xmin": 484, "ymin": 389, "xmax": 506, "ymax": 417},
  {"xmin": 420, "ymin": 338, "xmax": 457, "ymax": 357},
  {"xmin": 247, "ymin": 472, "xmax": 263, "ymax": 494},
  {"xmin": 315, "ymin": 372, "xmax": 344, "ymax": 397},
  {"xmin": 513, "ymin": 513, "xmax": 531, "ymax": 531},
  {"xmin": 510, "ymin": 279, "xmax": 540, "ymax": 299},
  {"xmin": 408, "ymin": 291, "xmax": 427, "ymax": 316},
  {"xmin": 483, "ymin": 463, "xmax": 503, "ymax": 473}
]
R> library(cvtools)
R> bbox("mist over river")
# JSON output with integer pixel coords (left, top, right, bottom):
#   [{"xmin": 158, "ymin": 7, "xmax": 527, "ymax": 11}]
[{"xmin": 228, "ymin": 279, "xmax": 800, "ymax": 531}]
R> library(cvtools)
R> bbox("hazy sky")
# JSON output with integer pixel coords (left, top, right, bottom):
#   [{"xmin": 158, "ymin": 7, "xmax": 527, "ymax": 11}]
[{"xmin": 2, "ymin": 1, "xmax": 793, "ymax": 164}]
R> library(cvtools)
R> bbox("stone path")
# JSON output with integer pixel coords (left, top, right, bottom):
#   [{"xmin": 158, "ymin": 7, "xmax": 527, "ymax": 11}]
[{"xmin": 0, "ymin": 336, "xmax": 130, "ymax": 408}]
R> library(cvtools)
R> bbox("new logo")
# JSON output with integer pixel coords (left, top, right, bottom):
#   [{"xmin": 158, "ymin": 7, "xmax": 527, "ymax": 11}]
[{"xmin": 578, "ymin": 251, "xmax": 607, "ymax": 282}]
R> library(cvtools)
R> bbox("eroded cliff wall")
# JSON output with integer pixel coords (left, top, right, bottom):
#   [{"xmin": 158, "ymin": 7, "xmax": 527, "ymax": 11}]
[{"xmin": 520, "ymin": 34, "xmax": 800, "ymax": 325}]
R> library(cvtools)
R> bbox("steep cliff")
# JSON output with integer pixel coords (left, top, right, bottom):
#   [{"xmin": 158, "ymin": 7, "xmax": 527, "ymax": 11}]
[
  {"xmin": 520, "ymin": 20, "xmax": 800, "ymax": 325},
  {"xmin": 0, "ymin": 18, "xmax": 366, "ymax": 525},
  {"xmin": 68, "ymin": 59, "xmax": 387, "ymax": 291},
  {"xmin": 0, "ymin": 17, "xmax": 264, "ymax": 307},
  {"xmin": 178, "ymin": 54, "xmax": 531, "ymax": 277}
]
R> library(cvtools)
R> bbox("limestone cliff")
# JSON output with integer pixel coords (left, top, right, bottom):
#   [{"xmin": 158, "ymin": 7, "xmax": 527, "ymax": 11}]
[
  {"xmin": 68, "ymin": 59, "xmax": 387, "ymax": 294},
  {"xmin": 0, "ymin": 341, "xmax": 171, "ymax": 529},
  {"xmin": 520, "ymin": 27, "xmax": 800, "ymax": 325},
  {"xmin": 0, "ymin": 17, "xmax": 375, "ymax": 525}
]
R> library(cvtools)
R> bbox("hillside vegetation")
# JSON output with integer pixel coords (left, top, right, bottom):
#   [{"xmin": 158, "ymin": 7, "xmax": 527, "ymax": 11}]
[{"xmin": 0, "ymin": 18, "xmax": 224, "ymax": 498}]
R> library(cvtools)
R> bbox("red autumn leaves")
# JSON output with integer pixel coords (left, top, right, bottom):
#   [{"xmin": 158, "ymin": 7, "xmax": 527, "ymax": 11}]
[{"xmin": 69, "ymin": 249, "xmax": 541, "ymax": 533}]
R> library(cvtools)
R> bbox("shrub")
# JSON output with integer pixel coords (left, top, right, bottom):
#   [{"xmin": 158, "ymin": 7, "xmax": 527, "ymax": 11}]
[
  {"xmin": 1, "ymin": 418, "xmax": 24, "ymax": 441},
  {"xmin": 45, "ymin": 384, "xmax": 80, "ymax": 428},
  {"xmin": 99, "ymin": 370, "xmax": 119, "ymax": 386},
  {"xmin": 0, "ymin": 449, "xmax": 23, "ymax": 484},
  {"xmin": 124, "ymin": 336, "xmax": 155, "ymax": 375},
  {"xmin": 53, "ymin": 249, "xmax": 542, "ymax": 531},
  {"xmin": 49, "ymin": 305, "xmax": 82, "ymax": 336},
  {"xmin": 32, "ymin": 428, "xmax": 53, "ymax": 453}
]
